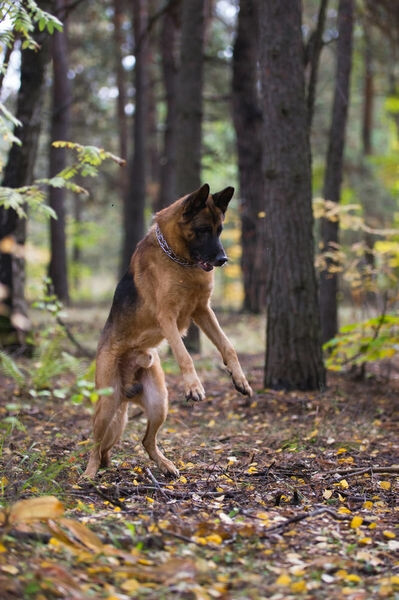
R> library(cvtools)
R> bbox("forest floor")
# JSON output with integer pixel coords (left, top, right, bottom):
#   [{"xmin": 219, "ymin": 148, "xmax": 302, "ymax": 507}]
[{"xmin": 0, "ymin": 312, "xmax": 398, "ymax": 600}]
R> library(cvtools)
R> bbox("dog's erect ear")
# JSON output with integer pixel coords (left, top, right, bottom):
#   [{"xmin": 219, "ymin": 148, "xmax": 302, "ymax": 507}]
[
  {"xmin": 182, "ymin": 183, "xmax": 210, "ymax": 219},
  {"xmin": 212, "ymin": 187, "xmax": 234, "ymax": 214}
]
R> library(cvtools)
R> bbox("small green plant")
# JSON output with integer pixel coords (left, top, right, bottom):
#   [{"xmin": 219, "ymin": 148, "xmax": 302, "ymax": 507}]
[
  {"xmin": 0, "ymin": 280, "xmax": 112, "ymax": 403},
  {"xmin": 324, "ymin": 312, "xmax": 399, "ymax": 373}
]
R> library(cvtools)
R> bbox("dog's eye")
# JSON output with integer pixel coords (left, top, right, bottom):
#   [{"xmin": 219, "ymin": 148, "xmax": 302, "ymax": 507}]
[
  {"xmin": 217, "ymin": 225, "xmax": 223, "ymax": 236},
  {"xmin": 195, "ymin": 227, "xmax": 212, "ymax": 236}
]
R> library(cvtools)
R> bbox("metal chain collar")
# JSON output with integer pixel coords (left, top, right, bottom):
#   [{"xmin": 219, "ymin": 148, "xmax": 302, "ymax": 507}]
[{"xmin": 155, "ymin": 224, "xmax": 197, "ymax": 268}]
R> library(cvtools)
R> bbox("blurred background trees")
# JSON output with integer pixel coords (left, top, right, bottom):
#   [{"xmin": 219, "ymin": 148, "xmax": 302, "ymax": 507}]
[{"xmin": 0, "ymin": 0, "xmax": 398, "ymax": 387}]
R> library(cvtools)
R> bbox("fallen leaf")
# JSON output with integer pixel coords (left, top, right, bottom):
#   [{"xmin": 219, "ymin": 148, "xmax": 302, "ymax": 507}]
[{"xmin": 9, "ymin": 496, "xmax": 64, "ymax": 524}]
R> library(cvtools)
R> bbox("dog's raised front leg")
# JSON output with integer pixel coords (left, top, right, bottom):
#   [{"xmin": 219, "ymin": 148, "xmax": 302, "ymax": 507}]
[
  {"xmin": 193, "ymin": 305, "xmax": 253, "ymax": 397},
  {"xmin": 157, "ymin": 312, "xmax": 205, "ymax": 401}
]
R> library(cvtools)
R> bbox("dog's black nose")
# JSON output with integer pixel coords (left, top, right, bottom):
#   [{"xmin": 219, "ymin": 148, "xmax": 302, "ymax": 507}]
[{"xmin": 214, "ymin": 253, "xmax": 228, "ymax": 267}]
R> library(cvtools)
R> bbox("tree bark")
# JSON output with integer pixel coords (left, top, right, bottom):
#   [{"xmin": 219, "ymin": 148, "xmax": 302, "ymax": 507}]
[
  {"xmin": 362, "ymin": 24, "xmax": 373, "ymax": 156},
  {"xmin": 0, "ymin": 10, "xmax": 51, "ymax": 347},
  {"xmin": 113, "ymin": 0, "xmax": 129, "ymax": 164},
  {"xmin": 232, "ymin": 0, "xmax": 265, "ymax": 314},
  {"xmin": 157, "ymin": 0, "xmax": 179, "ymax": 210},
  {"xmin": 175, "ymin": 0, "xmax": 205, "ymax": 353},
  {"xmin": 48, "ymin": 0, "xmax": 70, "ymax": 304},
  {"xmin": 319, "ymin": 0, "xmax": 354, "ymax": 344},
  {"xmin": 259, "ymin": 0, "xmax": 325, "ymax": 390},
  {"xmin": 306, "ymin": 0, "xmax": 329, "ymax": 130},
  {"xmin": 120, "ymin": 0, "xmax": 149, "ymax": 274}
]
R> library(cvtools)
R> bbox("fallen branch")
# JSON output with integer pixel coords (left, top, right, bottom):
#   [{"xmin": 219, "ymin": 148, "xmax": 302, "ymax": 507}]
[
  {"xmin": 260, "ymin": 506, "xmax": 353, "ymax": 536},
  {"xmin": 323, "ymin": 465, "xmax": 399, "ymax": 477}
]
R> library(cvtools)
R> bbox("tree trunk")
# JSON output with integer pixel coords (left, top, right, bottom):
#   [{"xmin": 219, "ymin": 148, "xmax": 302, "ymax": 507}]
[
  {"xmin": 306, "ymin": 0, "xmax": 329, "ymax": 130},
  {"xmin": 0, "ymin": 43, "xmax": 13, "ymax": 93},
  {"xmin": 175, "ymin": 0, "xmax": 205, "ymax": 353},
  {"xmin": 362, "ymin": 24, "xmax": 373, "ymax": 156},
  {"xmin": 48, "ymin": 0, "xmax": 70, "ymax": 304},
  {"xmin": 113, "ymin": 0, "xmax": 129, "ymax": 165},
  {"xmin": 259, "ymin": 0, "xmax": 325, "ymax": 390},
  {"xmin": 319, "ymin": 0, "xmax": 354, "ymax": 344},
  {"xmin": 0, "ymin": 13, "xmax": 51, "ymax": 347},
  {"xmin": 157, "ymin": 1, "xmax": 179, "ymax": 210},
  {"xmin": 120, "ymin": 0, "xmax": 149, "ymax": 274},
  {"xmin": 232, "ymin": 0, "xmax": 265, "ymax": 314}
]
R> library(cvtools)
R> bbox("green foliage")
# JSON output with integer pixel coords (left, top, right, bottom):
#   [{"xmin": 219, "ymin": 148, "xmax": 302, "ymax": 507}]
[
  {"xmin": 0, "ymin": 0, "xmax": 63, "ymax": 51},
  {"xmin": 0, "ymin": 350, "xmax": 25, "ymax": 387},
  {"xmin": 324, "ymin": 313, "xmax": 399, "ymax": 371},
  {"xmin": 0, "ymin": 142, "xmax": 125, "ymax": 223},
  {"xmin": 0, "ymin": 280, "xmax": 112, "ymax": 405}
]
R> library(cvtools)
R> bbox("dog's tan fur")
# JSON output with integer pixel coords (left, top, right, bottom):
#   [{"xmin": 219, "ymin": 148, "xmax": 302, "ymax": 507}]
[{"xmin": 84, "ymin": 184, "xmax": 252, "ymax": 479}]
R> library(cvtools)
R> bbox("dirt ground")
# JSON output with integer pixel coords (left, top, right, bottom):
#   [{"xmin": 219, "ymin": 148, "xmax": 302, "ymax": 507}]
[{"xmin": 0, "ymin": 324, "xmax": 398, "ymax": 599}]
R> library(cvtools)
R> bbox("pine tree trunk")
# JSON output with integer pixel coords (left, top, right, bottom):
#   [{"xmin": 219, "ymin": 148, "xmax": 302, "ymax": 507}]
[
  {"xmin": 319, "ymin": 0, "xmax": 354, "ymax": 344},
  {"xmin": 113, "ymin": 0, "xmax": 129, "ymax": 165},
  {"xmin": 232, "ymin": 0, "xmax": 265, "ymax": 314},
  {"xmin": 120, "ymin": 0, "xmax": 149, "ymax": 274},
  {"xmin": 306, "ymin": 0, "xmax": 329, "ymax": 130},
  {"xmin": 48, "ymin": 0, "xmax": 70, "ymax": 304},
  {"xmin": 259, "ymin": 1, "xmax": 325, "ymax": 390},
  {"xmin": 362, "ymin": 25, "xmax": 373, "ymax": 156},
  {"xmin": 157, "ymin": 2, "xmax": 179, "ymax": 210},
  {"xmin": 0, "ymin": 15, "xmax": 51, "ymax": 347},
  {"xmin": 175, "ymin": 0, "xmax": 205, "ymax": 353}
]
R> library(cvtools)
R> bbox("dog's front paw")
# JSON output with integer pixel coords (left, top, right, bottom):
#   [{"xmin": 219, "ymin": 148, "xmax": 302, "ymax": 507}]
[
  {"xmin": 184, "ymin": 376, "xmax": 206, "ymax": 402},
  {"xmin": 232, "ymin": 373, "xmax": 253, "ymax": 397}
]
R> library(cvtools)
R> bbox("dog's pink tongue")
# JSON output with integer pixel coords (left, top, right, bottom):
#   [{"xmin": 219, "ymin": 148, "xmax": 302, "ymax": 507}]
[{"xmin": 199, "ymin": 261, "xmax": 213, "ymax": 272}]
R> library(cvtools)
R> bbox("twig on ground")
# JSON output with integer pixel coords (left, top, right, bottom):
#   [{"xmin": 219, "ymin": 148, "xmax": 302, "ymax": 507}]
[
  {"xmin": 57, "ymin": 316, "xmax": 95, "ymax": 358},
  {"xmin": 260, "ymin": 506, "xmax": 354, "ymax": 537},
  {"xmin": 145, "ymin": 468, "xmax": 170, "ymax": 499},
  {"xmin": 83, "ymin": 483, "xmax": 126, "ymax": 509},
  {"xmin": 323, "ymin": 465, "xmax": 399, "ymax": 477}
]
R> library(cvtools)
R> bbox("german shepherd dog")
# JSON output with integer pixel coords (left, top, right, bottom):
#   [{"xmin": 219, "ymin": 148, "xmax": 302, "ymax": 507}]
[{"xmin": 84, "ymin": 184, "xmax": 252, "ymax": 478}]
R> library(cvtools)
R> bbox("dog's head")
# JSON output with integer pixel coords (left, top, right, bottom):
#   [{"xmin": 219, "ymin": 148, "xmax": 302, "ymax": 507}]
[{"xmin": 179, "ymin": 183, "xmax": 234, "ymax": 272}]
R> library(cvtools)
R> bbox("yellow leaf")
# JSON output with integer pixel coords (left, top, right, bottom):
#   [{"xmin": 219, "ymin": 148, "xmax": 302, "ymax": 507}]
[
  {"xmin": 368, "ymin": 522, "xmax": 377, "ymax": 530},
  {"xmin": 338, "ymin": 479, "xmax": 349, "ymax": 489},
  {"xmin": 391, "ymin": 576, "xmax": 399, "ymax": 585},
  {"xmin": 121, "ymin": 579, "xmax": 140, "ymax": 593},
  {"xmin": 358, "ymin": 537, "xmax": 372, "ymax": 545},
  {"xmin": 59, "ymin": 518, "xmax": 104, "ymax": 551},
  {"xmin": 350, "ymin": 516, "xmax": 363, "ymax": 529},
  {"xmin": 276, "ymin": 573, "xmax": 291, "ymax": 586},
  {"xmin": 363, "ymin": 501, "xmax": 373, "ymax": 509},
  {"xmin": 205, "ymin": 533, "xmax": 223, "ymax": 545},
  {"xmin": 338, "ymin": 506, "xmax": 351, "ymax": 514},
  {"xmin": 9, "ymin": 496, "xmax": 64, "ymax": 524},
  {"xmin": 383, "ymin": 530, "xmax": 396, "ymax": 539},
  {"xmin": 379, "ymin": 481, "xmax": 391, "ymax": 491},
  {"xmin": 179, "ymin": 476, "xmax": 188, "ymax": 484},
  {"xmin": 256, "ymin": 512, "xmax": 270, "ymax": 521},
  {"xmin": 246, "ymin": 466, "xmax": 258, "ymax": 474},
  {"xmin": 0, "ymin": 542, "xmax": 6, "ymax": 553},
  {"xmin": 323, "ymin": 489, "xmax": 333, "ymax": 500},
  {"xmin": 346, "ymin": 573, "xmax": 361, "ymax": 583},
  {"xmin": 337, "ymin": 447, "xmax": 348, "ymax": 455},
  {"xmin": 146, "ymin": 497, "xmax": 154, "ymax": 503},
  {"xmin": 207, "ymin": 419, "xmax": 215, "ymax": 427},
  {"xmin": 0, "ymin": 476, "xmax": 8, "ymax": 487},
  {"xmin": 291, "ymin": 580, "xmax": 307, "ymax": 593}
]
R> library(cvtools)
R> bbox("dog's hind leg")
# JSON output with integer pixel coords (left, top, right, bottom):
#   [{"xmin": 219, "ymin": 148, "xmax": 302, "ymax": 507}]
[
  {"xmin": 83, "ymin": 346, "xmax": 127, "ymax": 478},
  {"xmin": 139, "ymin": 351, "xmax": 179, "ymax": 477}
]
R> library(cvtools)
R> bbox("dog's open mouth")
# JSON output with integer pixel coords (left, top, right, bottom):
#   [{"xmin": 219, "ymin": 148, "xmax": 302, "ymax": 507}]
[{"xmin": 197, "ymin": 260, "xmax": 214, "ymax": 272}]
